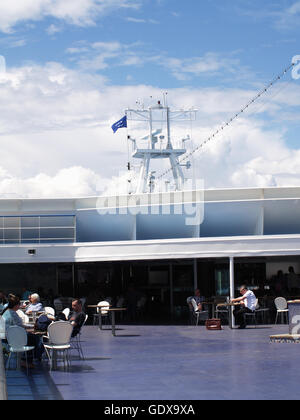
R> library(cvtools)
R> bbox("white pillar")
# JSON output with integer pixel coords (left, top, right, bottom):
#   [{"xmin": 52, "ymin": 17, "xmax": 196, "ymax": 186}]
[{"xmin": 229, "ymin": 257, "xmax": 235, "ymax": 328}]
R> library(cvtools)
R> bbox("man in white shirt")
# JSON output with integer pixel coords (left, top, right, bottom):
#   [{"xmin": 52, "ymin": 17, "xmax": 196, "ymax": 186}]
[{"xmin": 231, "ymin": 286, "xmax": 257, "ymax": 329}]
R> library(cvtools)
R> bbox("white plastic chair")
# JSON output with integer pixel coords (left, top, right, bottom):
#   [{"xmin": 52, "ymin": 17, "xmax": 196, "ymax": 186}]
[
  {"xmin": 274, "ymin": 297, "xmax": 289, "ymax": 324},
  {"xmin": 71, "ymin": 314, "xmax": 88, "ymax": 360},
  {"xmin": 0, "ymin": 315, "xmax": 6, "ymax": 339},
  {"xmin": 6, "ymin": 326, "xmax": 35, "ymax": 375},
  {"xmin": 80, "ymin": 297, "xmax": 86, "ymax": 310},
  {"xmin": 16, "ymin": 310, "xmax": 30, "ymax": 325},
  {"xmin": 244, "ymin": 299, "xmax": 260, "ymax": 328},
  {"xmin": 43, "ymin": 321, "xmax": 73, "ymax": 371},
  {"xmin": 93, "ymin": 301, "xmax": 110, "ymax": 326},
  {"xmin": 44, "ymin": 307, "xmax": 55, "ymax": 317},
  {"xmin": 53, "ymin": 299, "xmax": 63, "ymax": 312},
  {"xmin": 187, "ymin": 297, "xmax": 209, "ymax": 326},
  {"xmin": 62, "ymin": 308, "xmax": 70, "ymax": 319}
]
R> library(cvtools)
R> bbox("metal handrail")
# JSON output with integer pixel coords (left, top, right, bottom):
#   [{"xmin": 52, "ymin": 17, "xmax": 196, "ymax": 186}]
[{"xmin": 0, "ymin": 341, "xmax": 8, "ymax": 400}]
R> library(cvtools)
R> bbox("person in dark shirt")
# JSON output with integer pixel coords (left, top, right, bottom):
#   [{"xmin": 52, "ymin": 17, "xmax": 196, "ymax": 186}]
[{"xmin": 68, "ymin": 299, "xmax": 86, "ymax": 337}]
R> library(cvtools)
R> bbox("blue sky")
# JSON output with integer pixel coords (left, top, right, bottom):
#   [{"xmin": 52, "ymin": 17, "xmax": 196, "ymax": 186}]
[
  {"xmin": 1, "ymin": 0, "xmax": 299, "ymax": 88},
  {"xmin": 0, "ymin": 0, "xmax": 299, "ymax": 196}
]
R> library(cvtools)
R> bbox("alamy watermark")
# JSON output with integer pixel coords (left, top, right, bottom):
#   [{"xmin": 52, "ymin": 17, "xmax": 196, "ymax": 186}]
[
  {"xmin": 292, "ymin": 55, "xmax": 300, "ymax": 80},
  {"xmin": 95, "ymin": 178, "xmax": 205, "ymax": 227}
]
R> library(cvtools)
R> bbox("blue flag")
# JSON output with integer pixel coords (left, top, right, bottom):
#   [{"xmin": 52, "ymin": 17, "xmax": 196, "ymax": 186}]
[{"xmin": 112, "ymin": 115, "xmax": 127, "ymax": 133}]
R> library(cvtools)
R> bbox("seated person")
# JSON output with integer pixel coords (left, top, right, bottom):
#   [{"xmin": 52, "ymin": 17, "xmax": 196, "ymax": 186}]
[
  {"xmin": 231, "ymin": 285, "xmax": 257, "ymax": 329},
  {"xmin": 25, "ymin": 293, "xmax": 44, "ymax": 315},
  {"xmin": 2, "ymin": 294, "xmax": 44, "ymax": 367},
  {"xmin": 59, "ymin": 298, "xmax": 86, "ymax": 337},
  {"xmin": 2, "ymin": 294, "xmax": 24, "ymax": 331},
  {"xmin": 193, "ymin": 289, "xmax": 205, "ymax": 311}
]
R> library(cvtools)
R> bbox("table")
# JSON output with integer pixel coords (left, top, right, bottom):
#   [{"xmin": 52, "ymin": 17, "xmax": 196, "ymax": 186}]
[
  {"xmin": 202, "ymin": 302, "xmax": 216, "ymax": 318},
  {"xmin": 88, "ymin": 306, "xmax": 127, "ymax": 336},
  {"xmin": 216, "ymin": 303, "xmax": 239, "ymax": 329}
]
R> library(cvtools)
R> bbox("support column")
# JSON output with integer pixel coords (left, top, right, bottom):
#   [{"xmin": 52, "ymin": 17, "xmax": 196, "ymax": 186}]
[
  {"xmin": 169, "ymin": 263, "xmax": 173, "ymax": 316},
  {"xmin": 193, "ymin": 259, "xmax": 198, "ymax": 291},
  {"xmin": 229, "ymin": 257, "xmax": 235, "ymax": 329}
]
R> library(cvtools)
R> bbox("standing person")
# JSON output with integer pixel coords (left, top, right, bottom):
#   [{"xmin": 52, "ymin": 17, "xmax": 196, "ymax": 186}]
[
  {"xmin": 274, "ymin": 270, "xmax": 287, "ymax": 296},
  {"xmin": 287, "ymin": 266, "xmax": 299, "ymax": 296},
  {"xmin": 125, "ymin": 283, "xmax": 141, "ymax": 322},
  {"xmin": 231, "ymin": 286, "xmax": 257, "ymax": 329}
]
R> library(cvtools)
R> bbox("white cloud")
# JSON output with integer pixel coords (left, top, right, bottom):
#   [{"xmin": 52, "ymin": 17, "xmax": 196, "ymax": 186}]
[
  {"xmin": 0, "ymin": 0, "xmax": 141, "ymax": 33},
  {"xmin": 157, "ymin": 52, "xmax": 251, "ymax": 82},
  {"xmin": 275, "ymin": 1, "xmax": 300, "ymax": 29},
  {"xmin": 66, "ymin": 41, "xmax": 252, "ymax": 82},
  {"xmin": 0, "ymin": 166, "xmax": 103, "ymax": 198},
  {"xmin": 126, "ymin": 17, "xmax": 159, "ymax": 24},
  {"xmin": 238, "ymin": 1, "xmax": 300, "ymax": 31},
  {"xmin": 0, "ymin": 61, "xmax": 299, "ymax": 197},
  {"xmin": 46, "ymin": 23, "xmax": 63, "ymax": 36}
]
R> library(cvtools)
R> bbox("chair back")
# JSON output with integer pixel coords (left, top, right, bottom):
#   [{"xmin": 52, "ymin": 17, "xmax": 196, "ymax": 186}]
[
  {"xmin": 0, "ymin": 315, "xmax": 5, "ymax": 339},
  {"xmin": 190, "ymin": 298, "xmax": 198, "ymax": 313},
  {"xmin": 47, "ymin": 321, "xmax": 73, "ymax": 346},
  {"xmin": 44, "ymin": 307, "xmax": 55, "ymax": 317},
  {"xmin": 53, "ymin": 299, "xmax": 63, "ymax": 312},
  {"xmin": 6, "ymin": 326, "xmax": 27, "ymax": 349},
  {"xmin": 62, "ymin": 308, "xmax": 70, "ymax": 319},
  {"xmin": 97, "ymin": 301, "xmax": 110, "ymax": 315},
  {"xmin": 275, "ymin": 297, "xmax": 288, "ymax": 310},
  {"xmin": 16, "ymin": 310, "xmax": 29, "ymax": 324},
  {"xmin": 80, "ymin": 297, "xmax": 86, "ymax": 309}
]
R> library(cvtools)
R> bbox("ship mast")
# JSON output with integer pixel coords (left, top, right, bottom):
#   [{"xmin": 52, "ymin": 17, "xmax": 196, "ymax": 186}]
[{"xmin": 126, "ymin": 101, "xmax": 196, "ymax": 194}]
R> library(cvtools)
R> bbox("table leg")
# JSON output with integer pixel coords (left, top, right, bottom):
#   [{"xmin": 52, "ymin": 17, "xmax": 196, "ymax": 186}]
[
  {"xmin": 229, "ymin": 307, "xmax": 234, "ymax": 329},
  {"xmin": 98, "ymin": 313, "xmax": 102, "ymax": 330},
  {"xmin": 16, "ymin": 353, "xmax": 21, "ymax": 370},
  {"xmin": 52, "ymin": 350, "xmax": 57, "ymax": 370},
  {"xmin": 111, "ymin": 311, "xmax": 115, "ymax": 336}
]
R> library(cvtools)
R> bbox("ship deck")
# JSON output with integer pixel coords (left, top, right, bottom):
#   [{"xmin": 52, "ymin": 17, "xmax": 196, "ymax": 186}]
[{"xmin": 5, "ymin": 324, "xmax": 300, "ymax": 401}]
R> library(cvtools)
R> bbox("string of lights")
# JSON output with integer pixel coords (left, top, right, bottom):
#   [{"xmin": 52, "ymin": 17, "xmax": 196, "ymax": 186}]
[{"xmin": 156, "ymin": 62, "xmax": 295, "ymax": 181}]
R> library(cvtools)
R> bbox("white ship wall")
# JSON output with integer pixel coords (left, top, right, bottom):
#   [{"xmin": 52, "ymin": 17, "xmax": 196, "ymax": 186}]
[{"xmin": 0, "ymin": 187, "xmax": 300, "ymax": 263}]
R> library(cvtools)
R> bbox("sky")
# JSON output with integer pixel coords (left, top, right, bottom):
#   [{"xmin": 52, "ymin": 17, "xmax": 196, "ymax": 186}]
[{"xmin": 0, "ymin": 0, "xmax": 299, "ymax": 197}]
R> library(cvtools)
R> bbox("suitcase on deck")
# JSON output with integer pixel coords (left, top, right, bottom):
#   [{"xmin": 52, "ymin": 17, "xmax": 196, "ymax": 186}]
[{"xmin": 205, "ymin": 318, "xmax": 222, "ymax": 330}]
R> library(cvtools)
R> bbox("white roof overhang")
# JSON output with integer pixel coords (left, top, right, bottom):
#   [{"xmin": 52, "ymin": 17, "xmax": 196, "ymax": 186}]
[{"xmin": 1, "ymin": 234, "xmax": 300, "ymax": 264}]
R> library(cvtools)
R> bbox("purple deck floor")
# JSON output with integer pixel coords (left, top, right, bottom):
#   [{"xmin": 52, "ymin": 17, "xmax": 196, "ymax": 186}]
[{"xmin": 6, "ymin": 324, "xmax": 300, "ymax": 400}]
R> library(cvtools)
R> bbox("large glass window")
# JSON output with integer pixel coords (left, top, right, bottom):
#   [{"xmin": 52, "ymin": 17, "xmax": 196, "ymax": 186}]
[{"xmin": 0, "ymin": 215, "xmax": 76, "ymax": 244}]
